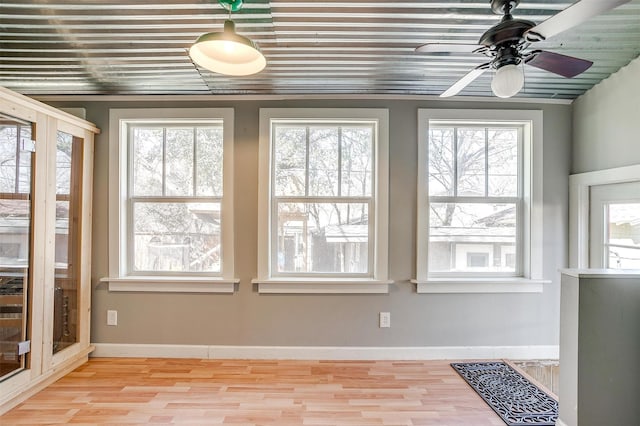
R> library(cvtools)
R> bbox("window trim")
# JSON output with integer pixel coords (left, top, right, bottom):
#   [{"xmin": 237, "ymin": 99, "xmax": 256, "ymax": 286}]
[
  {"xmin": 414, "ymin": 109, "xmax": 547, "ymax": 293},
  {"xmin": 254, "ymin": 108, "xmax": 390, "ymax": 294},
  {"xmin": 104, "ymin": 108, "xmax": 237, "ymax": 293},
  {"xmin": 569, "ymin": 164, "xmax": 640, "ymax": 268}
]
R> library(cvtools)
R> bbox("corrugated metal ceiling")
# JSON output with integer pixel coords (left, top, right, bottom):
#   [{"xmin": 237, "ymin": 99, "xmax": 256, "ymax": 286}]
[{"xmin": 1, "ymin": 0, "xmax": 639, "ymax": 99}]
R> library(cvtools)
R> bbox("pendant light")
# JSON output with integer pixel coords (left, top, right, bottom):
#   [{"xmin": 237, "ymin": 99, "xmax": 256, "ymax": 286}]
[{"xmin": 189, "ymin": 0, "xmax": 266, "ymax": 76}]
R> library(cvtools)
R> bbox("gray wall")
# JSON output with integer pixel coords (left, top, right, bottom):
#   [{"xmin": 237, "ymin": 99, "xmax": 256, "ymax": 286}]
[
  {"xmin": 49, "ymin": 98, "xmax": 571, "ymax": 349},
  {"xmin": 572, "ymin": 56, "xmax": 640, "ymax": 174},
  {"xmin": 578, "ymin": 276, "xmax": 640, "ymax": 426},
  {"xmin": 559, "ymin": 273, "xmax": 640, "ymax": 426}
]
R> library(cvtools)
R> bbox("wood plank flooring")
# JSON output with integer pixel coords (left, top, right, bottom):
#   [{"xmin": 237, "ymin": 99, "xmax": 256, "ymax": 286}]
[{"xmin": 1, "ymin": 358, "xmax": 506, "ymax": 425}]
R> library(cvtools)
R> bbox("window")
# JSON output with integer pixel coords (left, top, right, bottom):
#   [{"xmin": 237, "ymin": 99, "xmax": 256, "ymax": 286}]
[
  {"xmin": 255, "ymin": 109, "xmax": 390, "ymax": 293},
  {"xmin": 105, "ymin": 109, "xmax": 236, "ymax": 292},
  {"xmin": 467, "ymin": 252, "xmax": 490, "ymax": 268},
  {"xmin": 569, "ymin": 165, "xmax": 640, "ymax": 269},
  {"xmin": 588, "ymin": 181, "xmax": 640, "ymax": 269},
  {"xmin": 415, "ymin": 109, "xmax": 546, "ymax": 293},
  {"xmin": 0, "ymin": 114, "xmax": 33, "ymax": 378},
  {"xmin": 428, "ymin": 124, "xmax": 521, "ymax": 275}
]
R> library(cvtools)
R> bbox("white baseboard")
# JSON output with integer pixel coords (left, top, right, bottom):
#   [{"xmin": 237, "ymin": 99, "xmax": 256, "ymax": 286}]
[
  {"xmin": 91, "ymin": 343, "xmax": 558, "ymax": 361},
  {"xmin": 556, "ymin": 419, "xmax": 569, "ymax": 426}
]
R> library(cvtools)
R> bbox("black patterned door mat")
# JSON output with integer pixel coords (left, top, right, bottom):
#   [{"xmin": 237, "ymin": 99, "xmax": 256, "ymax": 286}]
[{"xmin": 451, "ymin": 361, "xmax": 558, "ymax": 426}]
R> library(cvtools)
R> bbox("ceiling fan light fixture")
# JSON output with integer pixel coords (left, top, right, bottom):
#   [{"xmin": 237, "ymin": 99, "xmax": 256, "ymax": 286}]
[
  {"xmin": 491, "ymin": 64, "xmax": 524, "ymax": 98},
  {"xmin": 421, "ymin": 0, "xmax": 630, "ymax": 98}
]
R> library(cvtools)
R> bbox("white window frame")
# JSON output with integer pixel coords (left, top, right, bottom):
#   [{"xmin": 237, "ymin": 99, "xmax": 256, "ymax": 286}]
[
  {"xmin": 253, "ymin": 108, "xmax": 391, "ymax": 294},
  {"xmin": 569, "ymin": 164, "xmax": 640, "ymax": 269},
  {"xmin": 414, "ymin": 109, "xmax": 548, "ymax": 293},
  {"xmin": 101, "ymin": 108, "xmax": 238, "ymax": 293}
]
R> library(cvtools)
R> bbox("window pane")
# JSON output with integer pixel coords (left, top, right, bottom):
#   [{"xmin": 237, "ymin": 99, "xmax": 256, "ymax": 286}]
[
  {"xmin": 132, "ymin": 127, "xmax": 163, "ymax": 196},
  {"xmin": 196, "ymin": 127, "xmax": 223, "ymax": 196},
  {"xmin": 54, "ymin": 132, "xmax": 82, "ymax": 354},
  {"xmin": 133, "ymin": 202, "xmax": 221, "ymax": 273},
  {"xmin": 428, "ymin": 127, "xmax": 454, "ymax": 196},
  {"xmin": 606, "ymin": 203, "xmax": 640, "ymax": 269},
  {"xmin": 55, "ymin": 200, "xmax": 70, "ymax": 266},
  {"xmin": 0, "ymin": 199, "xmax": 31, "ymax": 266},
  {"xmin": 488, "ymin": 129, "xmax": 518, "ymax": 196},
  {"xmin": 428, "ymin": 202, "xmax": 516, "ymax": 273},
  {"xmin": 18, "ymin": 126, "xmax": 33, "ymax": 194},
  {"xmin": 0, "ymin": 124, "xmax": 31, "ymax": 194},
  {"xmin": 56, "ymin": 132, "xmax": 73, "ymax": 195},
  {"xmin": 309, "ymin": 127, "xmax": 339, "ymax": 196},
  {"xmin": 341, "ymin": 127, "xmax": 373, "ymax": 197},
  {"xmin": 274, "ymin": 126, "xmax": 306, "ymax": 196},
  {"xmin": 276, "ymin": 202, "xmax": 369, "ymax": 274},
  {"xmin": 456, "ymin": 128, "xmax": 485, "ymax": 196},
  {"xmin": 165, "ymin": 128, "xmax": 194, "ymax": 196},
  {"xmin": 0, "ymin": 126, "xmax": 17, "ymax": 193}
]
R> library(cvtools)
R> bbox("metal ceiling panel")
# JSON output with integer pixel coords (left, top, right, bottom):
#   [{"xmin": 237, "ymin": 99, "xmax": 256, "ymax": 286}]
[{"xmin": 1, "ymin": 0, "xmax": 639, "ymax": 99}]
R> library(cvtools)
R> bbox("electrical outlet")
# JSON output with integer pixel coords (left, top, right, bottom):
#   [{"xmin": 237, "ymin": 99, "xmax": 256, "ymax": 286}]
[
  {"xmin": 379, "ymin": 312, "xmax": 390, "ymax": 328},
  {"xmin": 107, "ymin": 310, "xmax": 118, "ymax": 326}
]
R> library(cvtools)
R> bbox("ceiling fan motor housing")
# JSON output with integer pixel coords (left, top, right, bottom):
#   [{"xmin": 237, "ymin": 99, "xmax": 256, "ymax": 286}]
[
  {"xmin": 478, "ymin": 18, "xmax": 536, "ymax": 47},
  {"xmin": 492, "ymin": 45, "xmax": 522, "ymax": 69},
  {"xmin": 480, "ymin": 0, "xmax": 536, "ymax": 71}
]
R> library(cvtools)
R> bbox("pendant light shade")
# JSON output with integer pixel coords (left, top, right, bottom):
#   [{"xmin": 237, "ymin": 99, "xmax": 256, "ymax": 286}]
[
  {"xmin": 491, "ymin": 64, "xmax": 524, "ymax": 98},
  {"xmin": 189, "ymin": 7, "xmax": 266, "ymax": 76}
]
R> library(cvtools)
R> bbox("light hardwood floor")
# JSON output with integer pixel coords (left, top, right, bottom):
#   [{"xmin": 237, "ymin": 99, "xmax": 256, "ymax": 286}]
[{"xmin": 1, "ymin": 358, "xmax": 506, "ymax": 425}]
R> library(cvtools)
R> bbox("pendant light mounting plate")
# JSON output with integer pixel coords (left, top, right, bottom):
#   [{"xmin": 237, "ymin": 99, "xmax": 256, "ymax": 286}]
[{"xmin": 218, "ymin": 0, "xmax": 244, "ymax": 12}]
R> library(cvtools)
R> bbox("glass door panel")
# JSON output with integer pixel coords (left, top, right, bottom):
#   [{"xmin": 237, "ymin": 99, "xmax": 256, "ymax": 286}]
[
  {"xmin": 53, "ymin": 131, "xmax": 83, "ymax": 354},
  {"xmin": 0, "ymin": 114, "xmax": 33, "ymax": 379}
]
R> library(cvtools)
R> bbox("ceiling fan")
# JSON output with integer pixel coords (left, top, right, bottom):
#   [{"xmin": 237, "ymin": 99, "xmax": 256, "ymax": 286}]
[{"xmin": 416, "ymin": 0, "xmax": 631, "ymax": 98}]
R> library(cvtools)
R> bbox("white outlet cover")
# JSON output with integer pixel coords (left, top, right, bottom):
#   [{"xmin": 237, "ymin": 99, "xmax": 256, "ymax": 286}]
[
  {"xmin": 107, "ymin": 310, "xmax": 118, "ymax": 326},
  {"xmin": 379, "ymin": 312, "xmax": 391, "ymax": 328}
]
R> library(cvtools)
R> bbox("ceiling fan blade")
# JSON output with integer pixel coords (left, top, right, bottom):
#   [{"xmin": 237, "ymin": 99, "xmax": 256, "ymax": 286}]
[
  {"xmin": 440, "ymin": 64, "xmax": 490, "ymax": 98},
  {"xmin": 525, "ymin": 50, "xmax": 593, "ymax": 78},
  {"xmin": 415, "ymin": 43, "xmax": 482, "ymax": 53},
  {"xmin": 525, "ymin": 0, "xmax": 631, "ymax": 42}
]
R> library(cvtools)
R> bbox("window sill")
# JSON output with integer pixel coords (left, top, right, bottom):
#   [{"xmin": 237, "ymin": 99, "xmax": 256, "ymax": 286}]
[
  {"xmin": 411, "ymin": 278, "xmax": 550, "ymax": 294},
  {"xmin": 252, "ymin": 278, "xmax": 392, "ymax": 294},
  {"xmin": 100, "ymin": 276, "xmax": 239, "ymax": 293}
]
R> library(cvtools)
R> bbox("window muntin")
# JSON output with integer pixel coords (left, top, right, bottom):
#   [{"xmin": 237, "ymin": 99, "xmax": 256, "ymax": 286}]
[
  {"xmin": 127, "ymin": 122, "xmax": 224, "ymax": 275},
  {"xmin": 270, "ymin": 122, "xmax": 375, "ymax": 277},
  {"xmin": 427, "ymin": 122, "xmax": 523, "ymax": 277}
]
